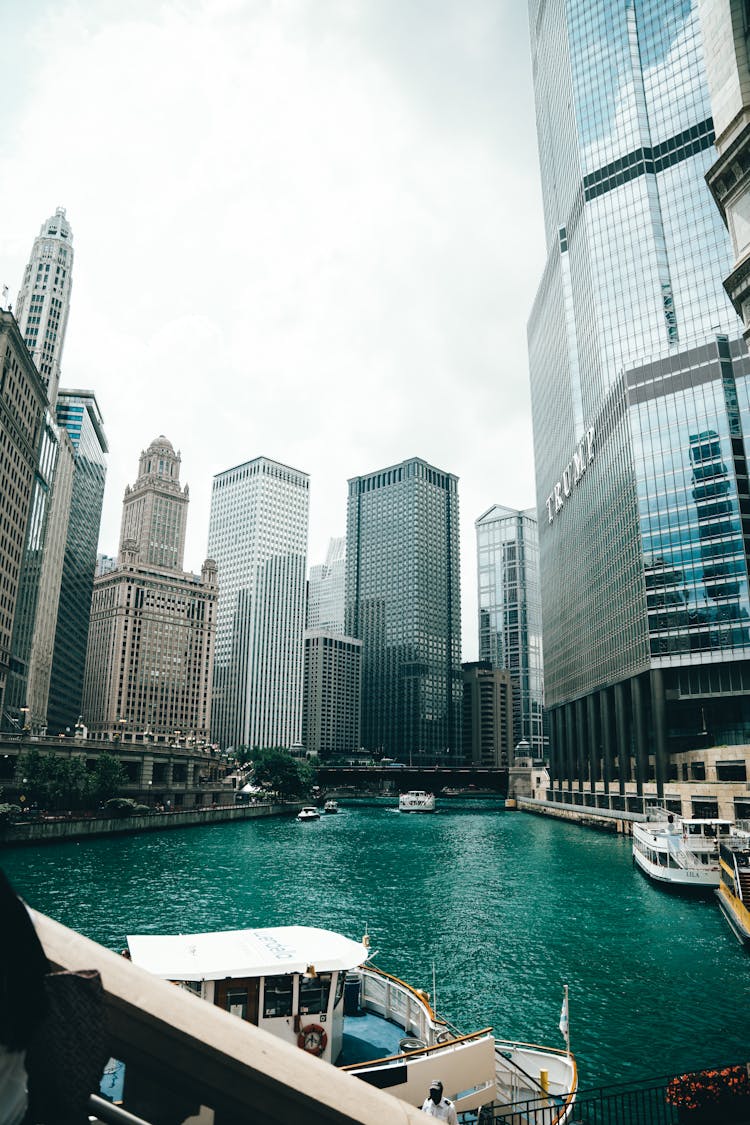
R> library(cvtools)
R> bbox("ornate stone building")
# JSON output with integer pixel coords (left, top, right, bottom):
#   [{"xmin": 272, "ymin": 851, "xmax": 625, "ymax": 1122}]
[{"xmin": 82, "ymin": 437, "xmax": 217, "ymax": 741}]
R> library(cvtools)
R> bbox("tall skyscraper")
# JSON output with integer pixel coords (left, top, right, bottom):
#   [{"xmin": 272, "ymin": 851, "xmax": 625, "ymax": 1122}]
[
  {"xmin": 345, "ymin": 457, "xmax": 461, "ymax": 765},
  {"xmin": 461, "ymin": 661, "xmax": 514, "ymax": 768},
  {"xmin": 4, "ymin": 416, "xmax": 74, "ymax": 732},
  {"xmin": 475, "ymin": 505, "xmax": 545, "ymax": 757},
  {"xmin": 82, "ymin": 437, "xmax": 217, "ymax": 741},
  {"xmin": 0, "ymin": 312, "xmax": 48, "ymax": 723},
  {"xmin": 15, "ymin": 206, "xmax": 73, "ymax": 408},
  {"xmin": 528, "ymin": 0, "xmax": 750, "ymax": 802},
  {"xmin": 47, "ymin": 391, "xmax": 108, "ymax": 734},
  {"xmin": 307, "ymin": 537, "xmax": 346, "ymax": 633},
  {"xmin": 4, "ymin": 208, "xmax": 79, "ymax": 733},
  {"xmin": 302, "ymin": 631, "xmax": 361, "ymax": 759},
  {"xmin": 208, "ymin": 456, "xmax": 309, "ymax": 751},
  {"xmin": 701, "ymin": 1, "xmax": 750, "ymax": 336}
]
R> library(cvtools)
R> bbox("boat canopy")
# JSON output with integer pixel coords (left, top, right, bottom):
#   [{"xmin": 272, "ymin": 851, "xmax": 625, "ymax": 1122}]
[{"xmin": 126, "ymin": 926, "xmax": 370, "ymax": 982}]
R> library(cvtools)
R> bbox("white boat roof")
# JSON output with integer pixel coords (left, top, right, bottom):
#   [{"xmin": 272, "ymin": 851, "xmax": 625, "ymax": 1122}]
[{"xmin": 127, "ymin": 925, "xmax": 370, "ymax": 982}]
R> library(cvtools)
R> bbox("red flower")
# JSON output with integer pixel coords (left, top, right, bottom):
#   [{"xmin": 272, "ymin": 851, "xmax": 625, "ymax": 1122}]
[{"xmin": 666, "ymin": 1065, "xmax": 750, "ymax": 1110}]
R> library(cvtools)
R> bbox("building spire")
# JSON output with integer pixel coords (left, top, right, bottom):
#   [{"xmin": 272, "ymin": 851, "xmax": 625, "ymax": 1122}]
[{"xmin": 15, "ymin": 207, "xmax": 74, "ymax": 407}]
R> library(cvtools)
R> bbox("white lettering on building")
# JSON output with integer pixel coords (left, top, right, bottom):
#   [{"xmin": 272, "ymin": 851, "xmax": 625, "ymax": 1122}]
[{"xmin": 545, "ymin": 426, "xmax": 595, "ymax": 524}]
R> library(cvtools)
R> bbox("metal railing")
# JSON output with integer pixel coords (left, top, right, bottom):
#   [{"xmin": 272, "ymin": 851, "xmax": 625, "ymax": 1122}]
[{"xmin": 466, "ymin": 1066, "xmax": 750, "ymax": 1125}]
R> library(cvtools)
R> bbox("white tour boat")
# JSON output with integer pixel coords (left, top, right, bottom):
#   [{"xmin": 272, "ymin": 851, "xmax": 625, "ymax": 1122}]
[
  {"xmin": 297, "ymin": 806, "xmax": 321, "ymax": 822},
  {"xmin": 398, "ymin": 790, "xmax": 436, "ymax": 813},
  {"xmin": 126, "ymin": 925, "xmax": 577, "ymax": 1121},
  {"xmin": 632, "ymin": 805, "xmax": 734, "ymax": 890},
  {"xmin": 324, "ymin": 799, "xmax": 339, "ymax": 814}
]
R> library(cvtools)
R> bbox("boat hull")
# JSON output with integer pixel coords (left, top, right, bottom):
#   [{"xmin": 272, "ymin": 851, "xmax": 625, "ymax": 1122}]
[{"xmin": 716, "ymin": 885, "xmax": 750, "ymax": 948}]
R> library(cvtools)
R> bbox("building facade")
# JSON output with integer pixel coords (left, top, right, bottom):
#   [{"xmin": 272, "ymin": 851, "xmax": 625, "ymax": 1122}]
[
  {"xmin": 14, "ymin": 206, "xmax": 74, "ymax": 409},
  {"xmin": 345, "ymin": 457, "xmax": 461, "ymax": 765},
  {"xmin": 528, "ymin": 0, "xmax": 750, "ymax": 810},
  {"xmin": 701, "ymin": 0, "xmax": 750, "ymax": 336},
  {"xmin": 476, "ymin": 504, "xmax": 545, "ymax": 757},
  {"xmin": 302, "ymin": 631, "xmax": 361, "ymax": 759},
  {"xmin": 82, "ymin": 437, "xmax": 217, "ymax": 741},
  {"xmin": 461, "ymin": 661, "xmax": 514, "ymax": 768},
  {"xmin": 0, "ymin": 312, "xmax": 48, "ymax": 723},
  {"xmin": 47, "ymin": 391, "xmax": 108, "ymax": 734},
  {"xmin": 307, "ymin": 537, "xmax": 346, "ymax": 633},
  {"xmin": 208, "ymin": 456, "xmax": 309, "ymax": 751}
]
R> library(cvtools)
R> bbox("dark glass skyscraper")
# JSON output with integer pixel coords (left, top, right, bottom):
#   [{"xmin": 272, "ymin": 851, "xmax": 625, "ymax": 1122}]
[
  {"xmin": 47, "ymin": 391, "xmax": 107, "ymax": 734},
  {"xmin": 345, "ymin": 457, "xmax": 461, "ymax": 765},
  {"xmin": 476, "ymin": 505, "xmax": 545, "ymax": 758},
  {"xmin": 528, "ymin": 0, "xmax": 750, "ymax": 798}
]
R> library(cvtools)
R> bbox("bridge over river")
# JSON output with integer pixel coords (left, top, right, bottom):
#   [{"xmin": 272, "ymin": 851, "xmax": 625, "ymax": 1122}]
[{"xmin": 315, "ymin": 764, "xmax": 507, "ymax": 796}]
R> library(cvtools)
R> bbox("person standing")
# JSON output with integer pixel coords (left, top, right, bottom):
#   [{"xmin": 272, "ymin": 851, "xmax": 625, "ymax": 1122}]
[{"xmin": 420, "ymin": 1079, "xmax": 458, "ymax": 1123}]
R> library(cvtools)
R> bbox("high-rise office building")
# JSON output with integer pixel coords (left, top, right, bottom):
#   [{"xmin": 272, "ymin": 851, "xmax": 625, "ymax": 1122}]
[
  {"xmin": 701, "ymin": 1, "xmax": 750, "ymax": 336},
  {"xmin": 208, "ymin": 456, "xmax": 309, "ymax": 751},
  {"xmin": 0, "ymin": 312, "xmax": 48, "ymax": 723},
  {"xmin": 302, "ymin": 631, "xmax": 361, "ymax": 759},
  {"xmin": 461, "ymin": 661, "xmax": 514, "ymax": 768},
  {"xmin": 476, "ymin": 505, "xmax": 545, "ymax": 758},
  {"xmin": 4, "ymin": 208, "xmax": 79, "ymax": 732},
  {"xmin": 5, "ymin": 415, "xmax": 74, "ymax": 733},
  {"xmin": 82, "ymin": 437, "xmax": 217, "ymax": 741},
  {"xmin": 47, "ymin": 391, "xmax": 108, "ymax": 734},
  {"xmin": 528, "ymin": 0, "xmax": 750, "ymax": 804},
  {"xmin": 15, "ymin": 206, "xmax": 74, "ymax": 408},
  {"xmin": 307, "ymin": 537, "xmax": 346, "ymax": 633},
  {"xmin": 345, "ymin": 457, "xmax": 461, "ymax": 765}
]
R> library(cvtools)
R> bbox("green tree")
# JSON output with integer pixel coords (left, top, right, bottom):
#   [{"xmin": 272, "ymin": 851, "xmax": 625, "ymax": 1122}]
[
  {"xmin": 252, "ymin": 749, "xmax": 316, "ymax": 799},
  {"xmin": 90, "ymin": 754, "xmax": 127, "ymax": 803},
  {"xmin": 17, "ymin": 751, "xmax": 93, "ymax": 812}
]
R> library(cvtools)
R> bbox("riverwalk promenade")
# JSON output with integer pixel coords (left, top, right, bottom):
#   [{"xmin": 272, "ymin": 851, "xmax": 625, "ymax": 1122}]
[{"xmin": 0, "ymin": 800, "xmax": 301, "ymax": 846}]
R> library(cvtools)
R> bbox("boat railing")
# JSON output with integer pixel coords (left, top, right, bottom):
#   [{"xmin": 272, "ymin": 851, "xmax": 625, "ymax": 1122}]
[
  {"xmin": 358, "ymin": 964, "xmax": 439, "ymax": 1041},
  {"xmin": 29, "ymin": 909, "xmax": 429, "ymax": 1125},
  {"xmin": 340, "ymin": 1027, "xmax": 495, "ymax": 1072}
]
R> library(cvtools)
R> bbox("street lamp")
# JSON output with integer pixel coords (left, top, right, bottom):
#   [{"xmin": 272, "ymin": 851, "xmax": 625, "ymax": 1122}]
[{"xmin": 20, "ymin": 707, "xmax": 29, "ymax": 732}]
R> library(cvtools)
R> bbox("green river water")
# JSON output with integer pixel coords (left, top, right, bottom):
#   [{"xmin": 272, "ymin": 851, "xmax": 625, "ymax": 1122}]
[{"xmin": 2, "ymin": 801, "xmax": 748, "ymax": 1090}]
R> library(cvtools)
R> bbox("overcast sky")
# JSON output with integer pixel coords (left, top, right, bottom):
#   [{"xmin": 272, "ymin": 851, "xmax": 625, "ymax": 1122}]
[{"xmin": 0, "ymin": 0, "xmax": 546, "ymax": 661}]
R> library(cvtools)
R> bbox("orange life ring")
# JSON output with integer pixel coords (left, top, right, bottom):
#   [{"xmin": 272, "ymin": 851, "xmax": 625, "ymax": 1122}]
[{"xmin": 297, "ymin": 1022, "xmax": 327, "ymax": 1056}]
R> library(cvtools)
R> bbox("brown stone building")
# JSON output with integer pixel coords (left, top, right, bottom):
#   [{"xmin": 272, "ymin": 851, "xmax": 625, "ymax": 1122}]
[
  {"xmin": 82, "ymin": 436, "xmax": 217, "ymax": 742},
  {"xmin": 0, "ymin": 311, "xmax": 48, "ymax": 721}
]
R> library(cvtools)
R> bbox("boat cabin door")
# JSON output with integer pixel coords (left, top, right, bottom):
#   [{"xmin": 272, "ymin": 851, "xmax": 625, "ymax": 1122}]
[{"xmin": 214, "ymin": 977, "xmax": 260, "ymax": 1024}]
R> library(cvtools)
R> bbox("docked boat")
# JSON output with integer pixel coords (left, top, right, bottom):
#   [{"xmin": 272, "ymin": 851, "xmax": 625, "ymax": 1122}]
[
  {"xmin": 398, "ymin": 790, "xmax": 435, "ymax": 813},
  {"xmin": 716, "ymin": 822, "xmax": 750, "ymax": 947},
  {"xmin": 127, "ymin": 924, "xmax": 577, "ymax": 1121},
  {"xmin": 324, "ymin": 799, "xmax": 339, "ymax": 814},
  {"xmin": 297, "ymin": 806, "xmax": 321, "ymax": 821},
  {"xmin": 632, "ymin": 805, "xmax": 734, "ymax": 891}
]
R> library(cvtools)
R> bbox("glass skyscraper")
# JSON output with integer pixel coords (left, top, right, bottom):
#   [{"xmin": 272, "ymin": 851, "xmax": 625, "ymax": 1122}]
[
  {"xmin": 47, "ymin": 391, "xmax": 108, "ymax": 734},
  {"xmin": 476, "ymin": 505, "xmax": 545, "ymax": 758},
  {"xmin": 345, "ymin": 457, "xmax": 461, "ymax": 765},
  {"xmin": 307, "ymin": 536, "xmax": 346, "ymax": 633},
  {"xmin": 528, "ymin": 0, "xmax": 750, "ymax": 798},
  {"xmin": 208, "ymin": 456, "xmax": 309, "ymax": 752}
]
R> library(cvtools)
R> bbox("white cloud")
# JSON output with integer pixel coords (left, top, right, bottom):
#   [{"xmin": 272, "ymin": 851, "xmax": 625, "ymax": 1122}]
[{"xmin": 0, "ymin": 0, "xmax": 545, "ymax": 660}]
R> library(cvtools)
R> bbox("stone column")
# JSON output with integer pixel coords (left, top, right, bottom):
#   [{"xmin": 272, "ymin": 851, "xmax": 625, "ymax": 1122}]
[
  {"xmin": 614, "ymin": 681, "xmax": 629, "ymax": 792},
  {"xmin": 632, "ymin": 673, "xmax": 647, "ymax": 796},
  {"xmin": 651, "ymin": 668, "xmax": 668, "ymax": 797},
  {"xmin": 565, "ymin": 703, "xmax": 575, "ymax": 796},
  {"xmin": 601, "ymin": 687, "xmax": 614, "ymax": 794},
  {"xmin": 587, "ymin": 692, "xmax": 600, "ymax": 794},
  {"xmin": 575, "ymin": 696, "xmax": 587, "ymax": 792}
]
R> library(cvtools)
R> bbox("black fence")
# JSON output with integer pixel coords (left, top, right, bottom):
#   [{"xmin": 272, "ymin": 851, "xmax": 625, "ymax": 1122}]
[{"xmin": 460, "ymin": 1063, "xmax": 750, "ymax": 1125}]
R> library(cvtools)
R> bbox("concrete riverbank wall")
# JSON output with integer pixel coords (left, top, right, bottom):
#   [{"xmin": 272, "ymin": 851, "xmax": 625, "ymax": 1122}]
[
  {"xmin": 516, "ymin": 796, "xmax": 637, "ymax": 834},
  {"xmin": 0, "ymin": 801, "xmax": 300, "ymax": 846}
]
